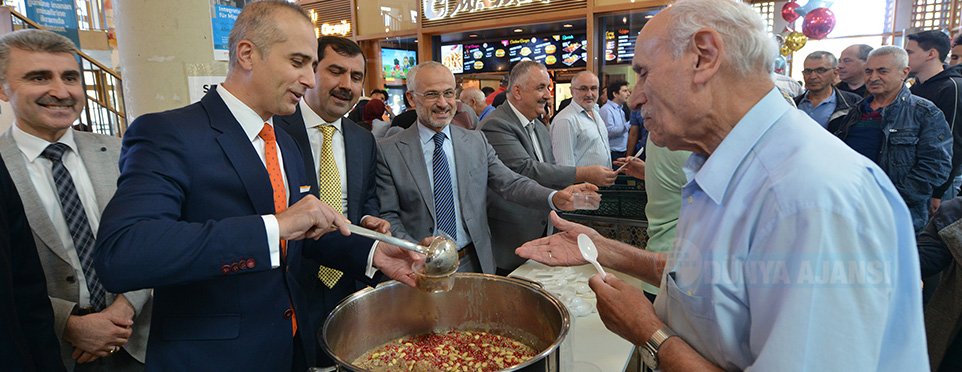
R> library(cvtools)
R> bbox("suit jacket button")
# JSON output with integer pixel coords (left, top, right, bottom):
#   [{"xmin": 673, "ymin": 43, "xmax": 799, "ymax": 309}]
[
  {"xmin": 246, "ymin": 258, "xmax": 255, "ymax": 269},
  {"xmin": 65, "ymin": 275, "xmax": 76, "ymax": 283},
  {"xmin": 231, "ymin": 263, "xmax": 240, "ymax": 272},
  {"xmin": 283, "ymin": 308, "xmax": 294, "ymax": 319},
  {"xmin": 221, "ymin": 265, "xmax": 231, "ymax": 274}
]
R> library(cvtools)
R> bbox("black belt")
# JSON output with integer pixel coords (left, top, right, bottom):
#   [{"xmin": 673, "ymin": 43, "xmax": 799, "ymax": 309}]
[{"xmin": 458, "ymin": 243, "xmax": 475, "ymax": 259}]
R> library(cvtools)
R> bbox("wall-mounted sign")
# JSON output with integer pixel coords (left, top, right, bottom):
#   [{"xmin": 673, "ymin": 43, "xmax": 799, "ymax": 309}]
[
  {"xmin": 446, "ymin": 33, "xmax": 587, "ymax": 74},
  {"xmin": 423, "ymin": 0, "xmax": 552, "ymax": 21},
  {"xmin": 25, "ymin": 0, "xmax": 81, "ymax": 48}
]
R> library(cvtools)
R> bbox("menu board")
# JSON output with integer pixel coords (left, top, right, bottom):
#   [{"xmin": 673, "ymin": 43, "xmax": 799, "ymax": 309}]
[
  {"xmin": 441, "ymin": 44, "xmax": 464, "ymax": 74},
  {"xmin": 455, "ymin": 33, "xmax": 587, "ymax": 74},
  {"xmin": 604, "ymin": 28, "xmax": 639, "ymax": 65}
]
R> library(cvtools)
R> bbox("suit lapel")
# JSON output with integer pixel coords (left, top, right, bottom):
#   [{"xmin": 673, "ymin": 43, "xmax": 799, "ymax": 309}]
[
  {"xmin": 203, "ymin": 92, "xmax": 276, "ymax": 216},
  {"xmin": 397, "ymin": 125, "xmax": 435, "ymax": 219},
  {"xmin": 499, "ymin": 104, "xmax": 538, "ymax": 159},
  {"xmin": 533, "ymin": 119, "xmax": 553, "ymax": 163},
  {"xmin": 342, "ymin": 119, "xmax": 365, "ymax": 222},
  {"xmin": 276, "ymin": 107, "xmax": 318, "ymax": 197},
  {"xmin": 451, "ymin": 127, "xmax": 472, "ymax": 215},
  {"xmin": 0, "ymin": 130, "xmax": 72, "ymax": 264},
  {"xmin": 277, "ymin": 128, "xmax": 306, "ymax": 206},
  {"xmin": 74, "ymin": 133, "xmax": 118, "ymax": 211}
]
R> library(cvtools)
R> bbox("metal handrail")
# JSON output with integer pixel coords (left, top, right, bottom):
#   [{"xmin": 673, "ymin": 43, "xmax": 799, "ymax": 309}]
[{"xmin": 6, "ymin": 7, "xmax": 126, "ymax": 136}]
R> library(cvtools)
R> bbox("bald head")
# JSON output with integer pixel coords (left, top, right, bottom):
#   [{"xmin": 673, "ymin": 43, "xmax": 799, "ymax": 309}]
[
  {"xmin": 459, "ymin": 87, "xmax": 487, "ymax": 116},
  {"xmin": 569, "ymin": 71, "xmax": 600, "ymax": 110}
]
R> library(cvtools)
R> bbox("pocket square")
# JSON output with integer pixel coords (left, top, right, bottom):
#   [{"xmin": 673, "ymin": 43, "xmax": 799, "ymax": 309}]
[{"xmin": 299, "ymin": 185, "xmax": 311, "ymax": 193}]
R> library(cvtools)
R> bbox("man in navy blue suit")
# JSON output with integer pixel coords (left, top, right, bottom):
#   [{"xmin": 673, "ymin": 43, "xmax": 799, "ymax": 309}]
[
  {"xmin": 93, "ymin": 2, "xmax": 419, "ymax": 371},
  {"xmin": 276, "ymin": 35, "xmax": 393, "ymax": 368},
  {"xmin": 0, "ymin": 157, "xmax": 66, "ymax": 372}
]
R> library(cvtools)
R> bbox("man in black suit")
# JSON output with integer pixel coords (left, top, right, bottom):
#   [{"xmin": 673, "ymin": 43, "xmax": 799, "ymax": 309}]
[
  {"xmin": 0, "ymin": 157, "xmax": 66, "ymax": 372},
  {"xmin": 275, "ymin": 36, "xmax": 391, "ymax": 368}
]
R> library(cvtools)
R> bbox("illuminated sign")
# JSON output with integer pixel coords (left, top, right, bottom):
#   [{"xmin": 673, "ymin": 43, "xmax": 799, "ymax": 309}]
[
  {"xmin": 423, "ymin": 0, "xmax": 553, "ymax": 21},
  {"xmin": 318, "ymin": 20, "xmax": 351, "ymax": 36}
]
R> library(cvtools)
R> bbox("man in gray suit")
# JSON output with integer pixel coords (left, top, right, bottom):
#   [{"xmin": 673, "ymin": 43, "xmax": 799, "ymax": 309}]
[
  {"xmin": 479, "ymin": 61, "xmax": 617, "ymax": 273},
  {"xmin": 376, "ymin": 61, "xmax": 597, "ymax": 274},
  {"xmin": 0, "ymin": 29, "xmax": 150, "ymax": 371}
]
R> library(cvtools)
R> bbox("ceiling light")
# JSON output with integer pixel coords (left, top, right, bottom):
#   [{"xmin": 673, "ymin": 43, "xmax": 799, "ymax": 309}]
[
  {"xmin": 563, "ymin": 24, "xmax": 573, "ymax": 28},
  {"xmin": 469, "ymin": 34, "xmax": 478, "ymax": 38},
  {"xmin": 514, "ymin": 28, "xmax": 524, "ymax": 33},
  {"xmin": 622, "ymin": 17, "xmax": 627, "ymax": 24}
]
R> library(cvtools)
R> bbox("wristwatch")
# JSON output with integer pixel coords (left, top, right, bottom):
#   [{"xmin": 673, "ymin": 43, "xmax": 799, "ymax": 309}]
[{"xmin": 639, "ymin": 326, "xmax": 678, "ymax": 369}]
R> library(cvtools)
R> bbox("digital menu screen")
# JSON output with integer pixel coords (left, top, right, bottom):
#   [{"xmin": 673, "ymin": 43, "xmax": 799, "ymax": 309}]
[
  {"xmin": 604, "ymin": 28, "xmax": 640, "ymax": 65},
  {"xmin": 441, "ymin": 44, "xmax": 464, "ymax": 74},
  {"xmin": 458, "ymin": 33, "xmax": 587, "ymax": 74}
]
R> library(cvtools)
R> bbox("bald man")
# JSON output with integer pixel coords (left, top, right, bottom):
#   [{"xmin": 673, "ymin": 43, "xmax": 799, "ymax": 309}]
[{"xmin": 460, "ymin": 87, "xmax": 495, "ymax": 121}]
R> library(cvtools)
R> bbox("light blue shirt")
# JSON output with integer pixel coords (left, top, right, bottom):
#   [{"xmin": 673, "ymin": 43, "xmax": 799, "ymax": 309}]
[
  {"xmin": 549, "ymin": 101, "xmax": 612, "ymax": 167},
  {"xmin": 798, "ymin": 90, "xmax": 837, "ymax": 128},
  {"xmin": 417, "ymin": 123, "xmax": 471, "ymax": 249},
  {"xmin": 653, "ymin": 88, "xmax": 928, "ymax": 370},
  {"xmin": 600, "ymin": 100, "xmax": 629, "ymax": 152},
  {"xmin": 479, "ymin": 105, "xmax": 495, "ymax": 121}
]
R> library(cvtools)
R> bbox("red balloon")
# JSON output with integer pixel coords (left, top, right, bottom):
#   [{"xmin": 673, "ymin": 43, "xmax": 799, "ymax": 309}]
[
  {"xmin": 781, "ymin": 1, "xmax": 800, "ymax": 23},
  {"xmin": 802, "ymin": 7, "xmax": 836, "ymax": 40}
]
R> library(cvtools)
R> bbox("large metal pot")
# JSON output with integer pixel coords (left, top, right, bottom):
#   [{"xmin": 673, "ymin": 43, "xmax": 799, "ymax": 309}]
[{"xmin": 322, "ymin": 273, "xmax": 570, "ymax": 371}]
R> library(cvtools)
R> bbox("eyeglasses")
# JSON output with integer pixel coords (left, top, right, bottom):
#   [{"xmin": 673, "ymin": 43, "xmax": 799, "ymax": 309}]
[
  {"xmin": 801, "ymin": 67, "xmax": 833, "ymax": 75},
  {"xmin": 412, "ymin": 89, "xmax": 457, "ymax": 101},
  {"xmin": 572, "ymin": 86, "xmax": 599, "ymax": 92}
]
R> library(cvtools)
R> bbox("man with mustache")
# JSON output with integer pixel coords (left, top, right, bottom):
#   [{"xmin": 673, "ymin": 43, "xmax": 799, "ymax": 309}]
[
  {"xmin": 831, "ymin": 46, "xmax": 952, "ymax": 232},
  {"xmin": 479, "ymin": 61, "xmax": 616, "ymax": 274},
  {"xmin": 275, "ymin": 35, "xmax": 396, "ymax": 368},
  {"xmin": 377, "ymin": 61, "xmax": 598, "ymax": 274},
  {"xmin": 516, "ymin": 0, "xmax": 929, "ymax": 369},
  {"xmin": 794, "ymin": 51, "xmax": 860, "ymax": 130},
  {"xmin": 93, "ymin": 2, "xmax": 418, "ymax": 370},
  {"xmin": 0, "ymin": 29, "xmax": 152, "ymax": 371}
]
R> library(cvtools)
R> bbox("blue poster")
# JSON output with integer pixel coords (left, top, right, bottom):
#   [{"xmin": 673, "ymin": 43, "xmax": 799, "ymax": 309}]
[
  {"xmin": 211, "ymin": 4, "xmax": 242, "ymax": 61},
  {"xmin": 25, "ymin": 0, "xmax": 81, "ymax": 48}
]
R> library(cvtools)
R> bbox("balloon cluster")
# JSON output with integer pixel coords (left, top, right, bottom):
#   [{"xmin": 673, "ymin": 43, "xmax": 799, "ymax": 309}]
[
  {"xmin": 774, "ymin": 1, "xmax": 835, "ymax": 73},
  {"xmin": 783, "ymin": 0, "xmax": 836, "ymax": 40}
]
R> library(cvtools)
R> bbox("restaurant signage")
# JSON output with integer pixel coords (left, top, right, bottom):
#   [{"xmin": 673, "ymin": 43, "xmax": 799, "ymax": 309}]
[{"xmin": 423, "ymin": 0, "xmax": 553, "ymax": 21}]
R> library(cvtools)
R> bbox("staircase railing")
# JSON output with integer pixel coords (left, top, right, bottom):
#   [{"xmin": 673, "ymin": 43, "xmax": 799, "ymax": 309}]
[{"xmin": 3, "ymin": 6, "xmax": 126, "ymax": 136}]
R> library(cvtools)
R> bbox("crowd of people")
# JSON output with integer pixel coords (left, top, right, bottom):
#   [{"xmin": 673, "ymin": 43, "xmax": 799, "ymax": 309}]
[{"xmin": 5, "ymin": 0, "xmax": 962, "ymax": 371}]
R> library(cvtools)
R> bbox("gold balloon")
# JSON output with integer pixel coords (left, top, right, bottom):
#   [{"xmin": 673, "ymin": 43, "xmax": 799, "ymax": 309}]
[
  {"xmin": 784, "ymin": 31, "xmax": 808, "ymax": 52},
  {"xmin": 780, "ymin": 44, "xmax": 793, "ymax": 56}
]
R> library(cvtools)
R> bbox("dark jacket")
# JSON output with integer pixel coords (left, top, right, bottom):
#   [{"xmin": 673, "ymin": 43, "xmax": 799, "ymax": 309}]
[
  {"xmin": 793, "ymin": 87, "xmax": 862, "ymax": 130},
  {"xmin": 830, "ymin": 86, "xmax": 952, "ymax": 231},
  {"xmin": 911, "ymin": 65, "xmax": 962, "ymax": 198},
  {"xmin": 918, "ymin": 196, "xmax": 962, "ymax": 370}
]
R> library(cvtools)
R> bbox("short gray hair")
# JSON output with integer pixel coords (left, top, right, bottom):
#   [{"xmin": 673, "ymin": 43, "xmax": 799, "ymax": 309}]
[
  {"xmin": 0, "ymin": 29, "xmax": 76, "ymax": 83},
  {"xmin": 869, "ymin": 46, "xmax": 908, "ymax": 69},
  {"xmin": 227, "ymin": 0, "xmax": 311, "ymax": 68},
  {"xmin": 406, "ymin": 61, "xmax": 448, "ymax": 92},
  {"xmin": 805, "ymin": 51, "xmax": 838, "ymax": 67},
  {"xmin": 460, "ymin": 87, "xmax": 485, "ymax": 103},
  {"xmin": 507, "ymin": 60, "xmax": 547, "ymax": 90},
  {"xmin": 665, "ymin": 0, "xmax": 776, "ymax": 78}
]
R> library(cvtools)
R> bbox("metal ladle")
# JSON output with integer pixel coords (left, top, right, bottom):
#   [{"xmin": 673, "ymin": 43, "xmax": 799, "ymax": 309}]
[{"xmin": 347, "ymin": 224, "xmax": 459, "ymax": 275}]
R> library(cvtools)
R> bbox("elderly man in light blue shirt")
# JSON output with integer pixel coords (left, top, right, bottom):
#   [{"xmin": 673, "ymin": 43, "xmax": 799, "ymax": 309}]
[
  {"xmin": 550, "ymin": 71, "xmax": 612, "ymax": 167},
  {"xmin": 516, "ymin": 0, "xmax": 928, "ymax": 370}
]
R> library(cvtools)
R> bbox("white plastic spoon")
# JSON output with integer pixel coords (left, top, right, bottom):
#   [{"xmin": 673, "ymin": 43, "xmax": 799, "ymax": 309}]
[
  {"xmin": 614, "ymin": 146, "xmax": 644, "ymax": 173},
  {"xmin": 577, "ymin": 233, "xmax": 607, "ymax": 278}
]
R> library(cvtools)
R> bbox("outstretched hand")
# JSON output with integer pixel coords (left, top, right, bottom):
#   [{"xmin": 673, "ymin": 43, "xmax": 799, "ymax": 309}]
[
  {"xmin": 515, "ymin": 211, "xmax": 602, "ymax": 266},
  {"xmin": 373, "ymin": 242, "xmax": 424, "ymax": 287}
]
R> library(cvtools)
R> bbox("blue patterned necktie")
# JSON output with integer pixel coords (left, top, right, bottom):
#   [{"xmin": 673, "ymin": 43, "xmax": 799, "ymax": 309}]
[
  {"xmin": 431, "ymin": 132, "xmax": 457, "ymax": 241},
  {"xmin": 41, "ymin": 143, "xmax": 108, "ymax": 310}
]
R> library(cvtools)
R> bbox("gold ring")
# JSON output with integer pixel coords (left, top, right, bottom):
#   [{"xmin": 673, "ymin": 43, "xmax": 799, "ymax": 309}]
[{"xmin": 548, "ymin": 251, "xmax": 553, "ymax": 259}]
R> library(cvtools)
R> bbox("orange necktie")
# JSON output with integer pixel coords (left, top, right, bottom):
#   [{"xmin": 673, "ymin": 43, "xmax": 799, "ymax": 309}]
[{"xmin": 258, "ymin": 123, "xmax": 296, "ymax": 336}]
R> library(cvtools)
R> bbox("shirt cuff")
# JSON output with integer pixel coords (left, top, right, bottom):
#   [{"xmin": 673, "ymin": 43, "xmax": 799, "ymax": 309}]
[
  {"xmin": 547, "ymin": 190, "xmax": 559, "ymax": 211},
  {"xmin": 365, "ymin": 242, "xmax": 379, "ymax": 278},
  {"xmin": 261, "ymin": 215, "xmax": 281, "ymax": 268},
  {"xmin": 359, "ymin": 215, "xmax": 372, "ymax": 225}
]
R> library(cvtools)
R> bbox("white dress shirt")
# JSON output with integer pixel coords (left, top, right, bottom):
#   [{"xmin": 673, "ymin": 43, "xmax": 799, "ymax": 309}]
[
  {"xmin": 506, "ymin": 101, "xmax": 546, "ymax": 162},
  {"xmin": 549, "ymin": 101, "xmax": 612, "ymax": 167},
  {"xmin": 217, "ymin": 87, "xmax": 286, "ymax": 269},
  {"xmin": 12, "ymin": 126, "xmax": 99, "ymax": 307}
]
